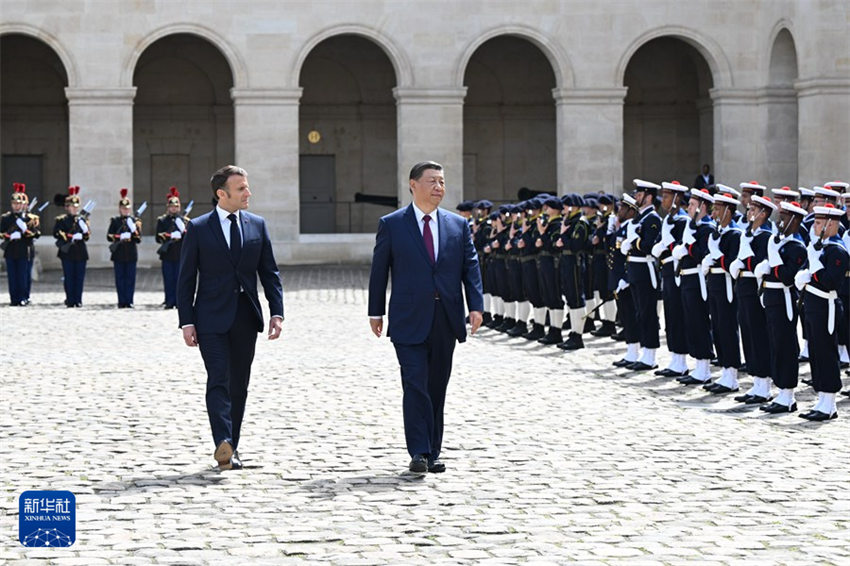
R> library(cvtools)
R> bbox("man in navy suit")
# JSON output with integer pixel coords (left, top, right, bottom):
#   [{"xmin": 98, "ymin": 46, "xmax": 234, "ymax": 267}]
[
  {"xmin": 368, "ymin": 161, "xmax": 484, "ymax": 474},
  {"xmin": 178, "ymin": 165, "xmax": 284, "ymax": 470}
]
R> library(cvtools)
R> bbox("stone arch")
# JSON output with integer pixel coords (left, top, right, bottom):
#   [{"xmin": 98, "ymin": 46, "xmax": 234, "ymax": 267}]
[
  {"xmin": 291, "ymin": 24, "xmax": 413, "ymax": 88},
  {"xmin": 765, "ymin": 24, "xmax": 799, "ymax": 186},
  {"xmin": 767, "ymin": 24, "xmax": 798, "ymax": 86},
  {"xmin": 122, "ymin": 23, "xmax": 247, "ymax": 89},
  {"xmin": 455, "ymin": 24, "xmax": 573, "ymax": 89},
  {"xmin": 616, "ymin": 25, "xmax": 733, "ymax": 88},
  {"xmin": 0, "ymin": 23, "xmax": 77, "ymax": 87}
]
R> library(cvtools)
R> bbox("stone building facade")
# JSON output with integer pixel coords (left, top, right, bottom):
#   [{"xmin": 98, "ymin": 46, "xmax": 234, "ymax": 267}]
[{"xmin": 2, "ymin": 0, "xmax": 848, "ymax": 267}]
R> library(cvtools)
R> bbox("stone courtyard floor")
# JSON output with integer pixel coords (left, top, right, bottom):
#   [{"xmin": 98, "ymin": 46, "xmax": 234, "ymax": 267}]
[{"xmin": 1, "ymin": 265, "xmax": 848, "ymax": 565}]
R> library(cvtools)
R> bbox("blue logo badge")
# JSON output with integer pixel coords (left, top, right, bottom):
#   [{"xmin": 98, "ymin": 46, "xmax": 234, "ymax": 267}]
[{"xmin": 19, "ymin": 490, "xmax": 75, "ymax": 547}]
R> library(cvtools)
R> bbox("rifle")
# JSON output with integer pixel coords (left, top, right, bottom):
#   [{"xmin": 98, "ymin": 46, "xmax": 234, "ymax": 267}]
[{"xmin": 59, "ymin": 201, "xmax": 96, "ymax": 254}]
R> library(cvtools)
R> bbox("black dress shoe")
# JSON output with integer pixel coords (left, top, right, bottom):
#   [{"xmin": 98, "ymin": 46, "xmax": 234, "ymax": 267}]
[
  {"xmin": 482, "ymin": 312, "xmax": 492, "ymax": 325},
  {"xmin": 709, "ymin": 384, "xmax": 739, "ymax": 394},
  {"xmin": 703, "ymin": 381, "xmax": 720, "ymax": 391},
  {"xmin": 590, "ymin": 320, "xmax": 616, "ymax": 337},
  {"xmin": 841, "ymin": 390, "xmax": 850, "ymax": 397},
  {"xmin": 744, "ymin": 395, "xmax": 771, "ymax": 405},
  {"xmin": 409, "ymin": 454, "xmax": 428, "ymax": 473},
  {"xmin": 841, "ymin": 361, "xmax": 850, "ymax": 369},
  {"xmin": 734, "ymin": 393, "xmax": 754, "ymax": 403},
  {"xmin": 761, "ymin": 402, "xmax": 797, "ymax": 414},
  {"xmin": 522, "ymin": 323, "xmax": 545, "ymax": 341},
  {"xmin": 427, "ymin": 458, "xmax": 446, "ymax": 473},
  {"xmin": 654, "ymin": 368, "xmax": 674, "ymax": 376},
  {"xmin": 798, "ymin": 356, "xmax": 809, "ymax": 363},
  {"xmin": 506, "ymin": 321, "xmax": 527, "ymax": 337},
  {"xmin": 801, "ymin": 378, "xmax": 813, "ymax": 386},
  {"xmin": 610, "ymin": 330, "xmax": 625, "ymax": 341},
  {"xmin": 799, "ymin": 410, "xmax": 837, "ymax": 421},
  {"xmin": 628, "ymin": 361, "xmax": 658, "ymax": 371},
  {"xmin": 557, "ymin": 332, "xmax": 584, "ymax": 351},
  {"xmin": 537, "ymin": 327, "xmax": 563, "ymax": 345},
  {"xmin": 230, "ymin": 451, "xmax": 243, "ymax": 470},
  {"xmin": 613, "ymin": 358, "xmax": 635, "ymax": 368},
  {"xmin": 679, "ymin": 375, "xmax": 710, "ymax": 386}
]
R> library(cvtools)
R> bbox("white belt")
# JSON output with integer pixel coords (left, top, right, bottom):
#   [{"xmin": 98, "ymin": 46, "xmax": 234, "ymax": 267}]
[
  {"xmin": 806, "ymin": 286, "xmax": 838, "ymax": 334},
  {"xmin": 661, "ymin": 256, "xmax": 674, "ymax": 265},
  {"xmin": 680, "ymin": 267, "xmax": 700, "ymax": 275},
  {"xmin": 708, "ymin": 267, "xmax": 734, "ymax": 303},
  {"xmin": 709, "ymin": 267, "xmax": 726, "ymax": 274},
  {"xmin": 628, "ymin": 256, "xmax": 657, "ymax": 289},
  {"xmin": 739, "ymin": 272, "xmax": 756, "ymax": 278},
  {"xmin": 761, "ymin": 281, "xmax": 794, "ymax": 322}
]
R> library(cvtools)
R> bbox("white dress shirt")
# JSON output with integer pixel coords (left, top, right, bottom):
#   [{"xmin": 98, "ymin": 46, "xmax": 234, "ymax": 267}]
[
  {"xmin": 412, "ymin": 203, "xmax": 439, "ymax": 262},
  {"xmin": 216, "ymin": 206, "xmax": 242, "ymax": 248}
]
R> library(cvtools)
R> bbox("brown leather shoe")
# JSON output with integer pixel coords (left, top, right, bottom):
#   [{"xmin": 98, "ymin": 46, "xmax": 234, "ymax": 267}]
[{"xmin": 214, "ymin": 440, "xmax": 233, "ymax": 470}]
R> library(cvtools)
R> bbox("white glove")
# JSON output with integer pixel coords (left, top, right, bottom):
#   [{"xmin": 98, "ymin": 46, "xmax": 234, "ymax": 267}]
[
  {"xmin": 78, "ymin": 218, "xmax": 89, "ymax": 233},
  {"xmin": 682, "ymin": 225, "xmax": 696, "ymax": 246},
  {"xmin": 126, "ymin": 217, "xmax": 135, "ymax": 231},
  {"xmin": 738, "ymin": 234, "xmax": 754, "ymax": 259},
  {"xmin": 658, "ymin": 218, "xmax": 675, "ymax": 247},
  {"xmin": 626, "ymin": 220, "xmax": 638, "ymax": 242},
  {"xmin": 119, "ymin": 232, "xmax": 132, "ymax": 241},
  {"xmin": 71, "ymin": 232, "xmax": 83, "ymax": 241},
  {"xmin": 16, "ymin": 218, "xmax": 28, "ymax": 231},
  {"xmin": 729, "ymin": 258, "xmax": 744, "ymax": 279},
  {"xmin": 651, "ymin": 240, "xmax": 666, "ymax": 258},
  {"xmin": 620, "ymin": 238, "xmax": 632, "ymax": 256},
  {"xmin": 175, "ymin": 218, "xmax": 185, "ymax": 232},
  {"xmin": 700, "ymin": 255, "xmax": 713, "ymax": 275},
  {"xmin": 9, "ymin": 231, "xmax": 22, "ymax": 240},
  {"xmin": 767, "ymin": 236, "xmax": 783, "ymax": 267},
  {"xmin": 707, "ymin": 233, "xmax": 722, "ymax": 260},
  {"xmin": 843, "ymin": 233, "xmax": 850, "ymax": 251},
  {"xmin": 671, "ymin": 244, "xmax": 688, "ymax": 261},
  {"xmin": 794, "ymin": 269, "xmax": 811, "ymax": 291},
  {"xmin": 754, "ymin": 260, "xmax": 771, "ymax": 279},
  {"xmin": 615, "ymin": 278, "xmax": 630, "ymax": 293},
  {"xmin": 606, "ymin": 214, "xmax": 616, "ymax": 235},
  {"xmin": 170, "ymin": 231, "xmax": 182, "ymax": 240}
]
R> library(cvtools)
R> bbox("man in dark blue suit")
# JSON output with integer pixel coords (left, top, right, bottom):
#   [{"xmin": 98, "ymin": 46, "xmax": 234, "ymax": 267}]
[
  {"xmin": 368, "ymin": 161, "xmax": 484, "ymax": 474},
  {"xmin": 178, "ymin": 165, "xmax": 284, "ymax": 470}
]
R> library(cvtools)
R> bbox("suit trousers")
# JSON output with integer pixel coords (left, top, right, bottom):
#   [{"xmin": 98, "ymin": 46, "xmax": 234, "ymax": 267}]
[
  {"xmin": 660, "ymin": 274, "xmax": 688, "ymax": 355},
  {"xmin": 198, "ymin": 293, "xmax": 258, "ymax": 450},
  {"xmin": 393, "ymin": 299, "xmax": 456, "ymax": 460}
]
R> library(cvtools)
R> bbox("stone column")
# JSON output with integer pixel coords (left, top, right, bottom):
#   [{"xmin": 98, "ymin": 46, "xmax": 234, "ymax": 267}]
[
  {"xmin": 795, "ymin": 78, "xmax": 850, "ymax": 185},
  {"xmin": 393, "ymin": 88, "xmax": 466, "ymax": 209},
  {"xmin": 231, "ymin": 88, "xmax": 302, "ymax": 243},
  {"xmin": 710, "ymin": 88, "xmax": 762, "ymax": 185},
  {"xmin": 65, "ymin": 87, "xmax": 136, "ymax": 266},
  {"xmin": 553, "ymin": 88, "xmax": 627, "ymax": 195},
  {"xmin": 759, "ymin": 86, "xmax": 798, "ymax": 187}
]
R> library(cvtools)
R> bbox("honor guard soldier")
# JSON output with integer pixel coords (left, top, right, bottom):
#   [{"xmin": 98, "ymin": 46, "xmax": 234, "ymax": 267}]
[
  {"xmin": 1, "ymin": 183, "xmax": 41, "ymax": 305},
  {"xmin": 484, "ymin": 207, "xmax": 511, "ymax": 329},
  {"xmin": 672, "ymin": 188, "xmax": 717, "ymax": 385},
  {"xmin": 701, "ymin": 190, "xmax": 744, "ymax": 394},
  {"xmin": 514, "ymin": 198, "xmax": 546, "ymax": 339},
  {"xmin": 839, "ymin": 193, "xmax": 850, "ymax": 370},
  {"xmin": 611, "ymin": 194, "xmax": 643, "ymax": 367},
  {"xmin": 456, "ymin": 200, "xmax": 474, "ymax": 221},
  {"xmin": 798, "ymin": 187, "xmax": 815, "ymax": 213},
  {"xmin": 751, "ymin": 200, "xmax": 808, "ymax": 413},
  {"xmin": 580, "ymin": 195, "xmax": 600, "ymax": 334},
  {"xmin": 155, "ymin": 187, "xmax": 190, "ymax": 309},
  {"xmin": 588, "ymin": 194, "xmax": 617, "ymax": 337},
  {"xmin": 535, "ymin": 196, "xmax": 566, "ymax": 344},
  {"xmin": 619, "ymin": 180, "xmax": 662, "ymax": 370},
  {"xmin": 500, "ymin": 205, "xmax": 524, "ymax": 332},
  {"xmin": 794, "ymin": 204, "xmax": 849, "ymax": 420},
  {"xmin": 556, "ymin": 193, "xmax": 590, "ymax": 351},
  {"xmin": 738, "ymin": 181, "xmax": 766, "ymax": 232},
  {"xmin": 730, "ymin": 194, "xmax": 776, "ymax": 404},
  {"xmin": 715, "ymin": 183, "xmax": 744, "ymax": 224},
  {"xmin": 652, "ymin": 181, "xmax": 691, "ymax": 378},
  {"xmin": 770, "ymin": 186, "xmax": 800, "ymax": 213},
  {"xmin": 107, "ymin": 188, "xmax": 142, "ymax": 308},
  {"xmin": 472, "ymin": 200, "xmax": 493, "ymax": 325},
  {"xmin": 53, "ymin": 186, "xmax": 90, "ymax": 307}
]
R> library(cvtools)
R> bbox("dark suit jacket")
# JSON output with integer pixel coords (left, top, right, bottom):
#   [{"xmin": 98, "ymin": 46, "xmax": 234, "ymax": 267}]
[
  {"xmin": 177, "ymin": 209, "xmax": 283, "ymax": 334},
  {"xmin": 368, "ymin": 204, "xmax": 484, "ymax": 345}
]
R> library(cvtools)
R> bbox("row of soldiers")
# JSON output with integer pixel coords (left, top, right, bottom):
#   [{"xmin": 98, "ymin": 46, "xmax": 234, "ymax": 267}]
[
  {"xmin": 460, "ymin": 180, "xmax": 850, "ymax": 422},
  {"xmin": 1, "ymin": 184, "xmax": 191, "ymax": 309}
]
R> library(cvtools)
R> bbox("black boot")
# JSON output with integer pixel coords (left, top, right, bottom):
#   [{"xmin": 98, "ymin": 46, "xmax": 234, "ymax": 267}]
[
  {"xmin": 538, "ymin": 326, "xmax": 563, "ymax": 345},
  {"xmin": 506, "ymin": 320, "xmax": 528, "ymax": 337},
  {"xmin": 583, "ymin": 317, "xmax": 596, "ymax": 333},
  {"xmin": 486, "ymin": 314, "xmax": 502, "ymax": 329},
  {"xmin": 557, "ymin": 331, "xmax": 585, "ymax": 351},
  {"xmin": 496, "ymin": 317, "xmax": 515, "ymax": 332},
  {"xmin": 590, "ymin": 320, "xmax": 615, "ymax": 337},
  {"xmin": 522, "ymin": 322, "xmax": 545, "ymax": 340},
  {"xmin": 482, "ymin": 312, "xmax": 492, "ymax": 325}
]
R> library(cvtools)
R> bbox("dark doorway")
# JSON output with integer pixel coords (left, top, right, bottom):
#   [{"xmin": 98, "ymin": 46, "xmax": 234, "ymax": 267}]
[{"xmin": 300, "ymin": 155, "xmax": 336, "ymax": 233}]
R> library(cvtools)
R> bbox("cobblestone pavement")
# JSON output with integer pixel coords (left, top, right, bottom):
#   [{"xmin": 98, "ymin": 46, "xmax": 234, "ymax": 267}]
[{"xmin": 1, "ymin": 266, "xmax": 849, "ymax": 565}]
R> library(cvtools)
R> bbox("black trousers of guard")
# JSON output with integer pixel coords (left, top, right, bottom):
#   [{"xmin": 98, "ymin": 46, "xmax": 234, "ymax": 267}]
[
  {"xmin": 617, "ymin": 287, "xmax": 640, "ymax": 344},
  {"xmin": 706, "ymin": 274, "xmax": 741, "ymax": 369},
  {"xmin": 506, "ymin": 257, "xmax": 523, "ymax": 303},
  {"xmin": 559, "ymin": 254, "xmax": 585, "ymax": 308},
  {"xmin": 762, "ymin": 289, "xmax": 800, "ymax": 389},
  {"xmin": 521, "ymin": 258, "xmax": 544, "ymax": 308},
  {"xmin": 537, "ymin": 255, "xmax": 564, "ymax": 310},
  {"xmin": 628, "ymin": 268, "xmax": 660, "ymax": 349},
  {"xmin": 680, "ymin": 274, "xmax": 714, "ymax": 360},
  {"xmin": 736, "ymin": 279, "xmax": 771, "ymax": 377},
  {"xmin": 660, "ymin": 274, "xmax": 688, "ymax": 355},
  {"xmin": 804, "ymin": 293, "xmax": 843, "ymax": 393},
  {"xmin": 490, "ymin": 258, "xmax": 508, "ymax": 300}
]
